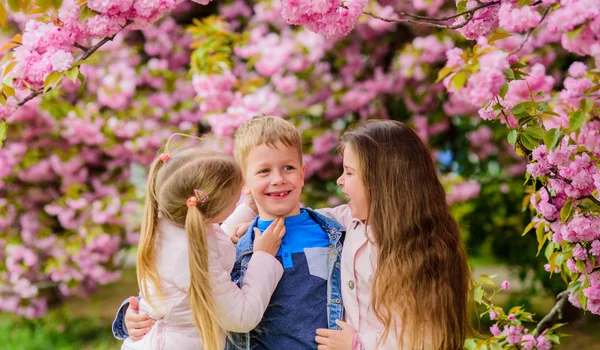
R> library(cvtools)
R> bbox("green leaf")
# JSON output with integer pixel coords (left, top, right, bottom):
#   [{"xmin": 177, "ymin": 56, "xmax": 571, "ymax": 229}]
[
  {"xmin": 511, "ymin": 102, "xmax": 529, "ymax": 116},
  {"xmin": 507, "ymin": 129, "xmax": 517, "ymax": 147},
  {"xmin": 581, "ymin": 98, "xmax": 594, "ymax": 113},
  {"xmin": 524, "ymin": 125, "xmax": 544, "ymax": 139},
  {"xmin": 543, "ymin": 128, "xmax": 562, "ymax": 151},
  {"xmin": 522, "ymin": 221, "xmax": 536, "ymax": 236},
  {"xmin": 549, "ymin": 323, "xmax": 567, "ymax": 332},
  {"xmin": 546, "ymin": 334, "xmax": 560, "ymax": 344},
  {"xmin": 548, "ymin": 251, "xmax": 559, "ymax": 274},
  {"xmin": 436, "ymin": 66, "xmax": 454, "ymax": 83},
  {"xmin": 7, "ymin": 0, "xmax": 19, "ymax": 12},
  {"xmin": 536, "ymin": 223, "xmax": 546, "ymax": 252},
  {"xmin": 65, "ymin": 66, "xmax": 79, "ymax": 83},
  {"xmin": 464, "ymin": 339, "xmax": 476, "ymax": 350},
  {"xmin": 568, "ymin": 109, "xmax": 585, "ymax": 131},
  {"xmin": 474, "ymin": 286, "xmax": 484, "ymax": 304},
  {"xmin": 0, "ymin": 121, "xmax": 6, "ymax": 148},
  {"xmin": 499, "ymin": 83, "xmax": 509, "ymax": 99},
  {"xmin": 560, "ymin": 198, "xmax": 573, "ymax": 223},
  {"xmin": 536, "ymin": 101, "xmax": 549, "ymax": 112},
  {"xmin": 518, "ymin": 0, "xmax": 531, "ymax": 6},
  {"xmin": 519, "ymin": 133, "xmax": 538, "ymax": 150},
  {"xmin": 568, "ymin": 25, "xmax": 585, "ymax": 41},
  {"xmin": 578, "ymin": 289, "xmax": 588, "ymax": 309},
  {"xmin": 576, "ymin": 260, "xmax": 586, "ymax": 274},
  {"xmin": 452, "ymin": 71, "xmax": 467, "ymax": 90},
  {"xmin": 488, "ymin": 32, "xmax": 512, "ymax": 44},
  {"xmin": 504, "ymin": 69, "xmax": 516, "ymax": 80},
  {"xmin": 457, "ymin": 1, "xmax": 467, "ymax": 13},
  {"xmin": 478, "ymin": 274, "xmax": 496, "ymax": 288},
  {"xmin": 537, "ymin": 233, "xmax": 548, "ymax": 257},
  {"xmin": 489, "ymin": 342, "xmax": 503, "ymax": 350},
  {"xmin": 43, "ymin": 71, "xmax": 62, "ymax": 92},
  {"xmin": 79, "ymin": 4, "xmax": 98, "ymax": 23}
]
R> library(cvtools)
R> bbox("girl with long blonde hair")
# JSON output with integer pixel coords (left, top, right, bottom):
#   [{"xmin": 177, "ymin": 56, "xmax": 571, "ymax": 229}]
[
  {"xmin": 122, "ymin": 137, "xmax": 285, "ymax": 350},
  {"xmin": 315, "ymin": 120, "xmax": 472, "ymax": 349}
]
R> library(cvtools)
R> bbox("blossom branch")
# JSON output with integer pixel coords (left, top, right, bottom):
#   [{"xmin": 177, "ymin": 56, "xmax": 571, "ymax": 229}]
[
  {"xmin": 74, "ymin": 42, "xmax": 90, "ymax": 52},
  {"xmin": 17, "ymin": 20, "xmax": 133, "ymax": 107},
  {"xmin": 361, "ymin": 1, "xmax": 500, "ymax": 29},
  {"xmin": 533, "ymin": 290, "xmax": 569, "ymax": 336}
]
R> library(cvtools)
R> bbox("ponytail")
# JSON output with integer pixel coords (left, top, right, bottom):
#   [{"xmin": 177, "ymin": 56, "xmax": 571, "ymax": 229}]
[
  {"xmin": 137, "ymin": 157, "xmax": 165, "ymax": 310},
  {"xmin": 186, "ymin": 205, "xmax": 223, "ymax": 350}
]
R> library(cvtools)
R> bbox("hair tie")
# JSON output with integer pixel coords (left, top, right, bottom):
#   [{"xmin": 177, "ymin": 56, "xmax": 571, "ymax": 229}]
[
  {"xmin": 186, "ymin": 196, "xmax": 197, "ymax": 208},
  {"xmin": 160, "ymin": 153, "xmax": 171, "ymax": 163},
  {"xmin": 194, "ymin": 189, "xmax": 209, "ymax": 203}
]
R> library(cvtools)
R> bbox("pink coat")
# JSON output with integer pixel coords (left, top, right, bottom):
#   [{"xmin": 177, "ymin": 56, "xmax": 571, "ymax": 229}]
[
  {"xmin": 121, "ymin": 219, "xmax": 283, "ymax": 350},
  {"xmin": 317, "ymin": 205, "xmax": 399, "ymax": 350}
]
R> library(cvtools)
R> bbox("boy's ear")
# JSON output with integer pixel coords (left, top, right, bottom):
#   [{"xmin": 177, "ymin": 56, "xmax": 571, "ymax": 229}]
[
  {"xmin": 242, "ymin": 181, "xmax": 251, "ymax": 195},
  {"xmin": 300, "ymin": 163, "xmax": 306, "ymax": 185}
]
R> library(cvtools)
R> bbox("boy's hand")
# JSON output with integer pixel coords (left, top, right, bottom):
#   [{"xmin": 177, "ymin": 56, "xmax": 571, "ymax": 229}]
[
  {"xmin": 230, "ymin": 221, "xmax": 252, "ymax": 244},
  {"xmin": 253, "ymin": 217, "xmax": 285, "ymax": 256},
  {"xmin": 125, "ymin": 296, "xmax": 155, "ymax": 341},
  {"xmin": 315, "ymin": 320, "xmax": 355, "ymax": 350}
]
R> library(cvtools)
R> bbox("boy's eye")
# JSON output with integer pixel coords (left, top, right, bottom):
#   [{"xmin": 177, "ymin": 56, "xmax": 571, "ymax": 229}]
[{"xmin": 283, "ymin": 166, "xmax": 295, "ymax": 171}]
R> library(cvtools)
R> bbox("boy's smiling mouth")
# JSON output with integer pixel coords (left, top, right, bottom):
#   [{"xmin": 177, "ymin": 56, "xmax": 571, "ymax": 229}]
[{"xmin": 266, "ymin": 190, "xmax": 292, "ymax": 199}]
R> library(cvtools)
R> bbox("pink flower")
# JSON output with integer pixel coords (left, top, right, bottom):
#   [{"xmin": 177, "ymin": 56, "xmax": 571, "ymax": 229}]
[
  {"xmin": 49, "ymin": 50, "xmax": 74, "ymax": 72},
  {"xmin": 490, "ymin": 323, "xmax": 502, "ymax": 336},
  {"xmin": 521, "ymin": 334, "xmax": 537, "ymax": 350}
]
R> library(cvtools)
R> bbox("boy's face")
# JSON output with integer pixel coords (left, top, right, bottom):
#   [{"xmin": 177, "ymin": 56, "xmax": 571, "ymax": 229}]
[{"xmin": 244, "ymin": 142, "xmax": 305, "ymax": 220}]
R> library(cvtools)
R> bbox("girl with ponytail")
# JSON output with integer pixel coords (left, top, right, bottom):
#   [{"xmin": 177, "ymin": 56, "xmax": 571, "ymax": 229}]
[{"xmin": 122, "ymin": 136, "xmax": 285, "ymax": 350}]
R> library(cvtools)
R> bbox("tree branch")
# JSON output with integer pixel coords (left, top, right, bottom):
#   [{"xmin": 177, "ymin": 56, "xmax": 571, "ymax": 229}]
[
  {"xmin": 74, "ymin": 42, "xmax": 90, "ymax": 52},
  {"xmin": 17, "ymin": 20, "xmax": 132, "ymax": 107},
  {"xmin": 533, "ymin": 290, "xmax": 569, "ymax": 336},
  {"xmin": 362, "ymin": 1, "xmax": 500, "ymax": 29}
]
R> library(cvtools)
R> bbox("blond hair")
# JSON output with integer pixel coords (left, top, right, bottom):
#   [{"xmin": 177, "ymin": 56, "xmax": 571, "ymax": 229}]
[
  {"xmin": 233, "ymin": 115, "xmax": 302, "ymax": 173},
  {"xmin": 137, "ymin": 137, "xmax": 243, "ymax": 350},
  {"xmin": 341, "ymin": 120, "xmax": 472, "ymax": 349}
]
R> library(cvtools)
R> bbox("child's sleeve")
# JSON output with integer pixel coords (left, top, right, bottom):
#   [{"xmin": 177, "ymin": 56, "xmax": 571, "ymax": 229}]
[
  {"xmin": 314, "ymin": 204, "xmax": 353, "ymax": 229},
  {"xmin": 210, "ymin": 250, "xmax": 283, "ymax": 332},
  {"xmin": 111, "ymin": 298, "xmax": 132, "ymax": 340},
  {"xmin": 220, "ymin": 203, "xmax": 257, "ymax": 236}
]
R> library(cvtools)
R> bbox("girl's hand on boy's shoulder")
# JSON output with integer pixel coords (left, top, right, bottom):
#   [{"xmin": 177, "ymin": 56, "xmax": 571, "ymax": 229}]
[
  {"xmin": 253, "ymin": 217, "xmax": 286, "ymax": 256},
  {"xmin": 315, "ymin": 320, "xmax": 355, "ymax": 350},
  {"xmin": 124, "ymin": 296, "xmax": 155, "ymax": 341}
]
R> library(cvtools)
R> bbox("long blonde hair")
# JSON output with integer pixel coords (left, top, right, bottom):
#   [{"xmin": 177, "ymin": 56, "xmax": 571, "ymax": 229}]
[
  {"xmin": 137, "ymin": 139, "xmax": 243, "ymax": 350},
  {"xmin": 341, "ymin": 120, "xmax": 472, "ymax": 349}
]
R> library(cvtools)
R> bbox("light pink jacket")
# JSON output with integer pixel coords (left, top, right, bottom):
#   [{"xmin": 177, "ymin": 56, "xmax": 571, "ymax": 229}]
[
  {"xmin": 317, "ymin": 205, "xmax": 399, "ymax": 350},
  {"xmin": 121, "ymin": 219, "xmax": 283, "ymax": 350}
]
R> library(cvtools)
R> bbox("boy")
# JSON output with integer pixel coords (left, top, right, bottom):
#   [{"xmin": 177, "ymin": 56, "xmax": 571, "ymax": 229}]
[{"xmin": 112, "ymin": 116, "xmax": 345, "ymax": 349}]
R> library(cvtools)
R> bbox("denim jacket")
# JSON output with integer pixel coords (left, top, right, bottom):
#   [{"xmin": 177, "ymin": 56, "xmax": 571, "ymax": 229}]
[
  {"xmin": 225, "ymin": 208, "xmax": 345, "ymax": 350},
  {"xmin": 112, "ymin": 208, "xmax": 345, "ymax": 349}
]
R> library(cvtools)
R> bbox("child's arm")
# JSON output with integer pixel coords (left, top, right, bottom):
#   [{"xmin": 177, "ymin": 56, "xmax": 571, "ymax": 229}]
[
  {"xmin": 207, "ymin": 223, "xmax": 284, "ymax": 332},
  {"xmin": 111, "ymin": 296, "xmax": 154, "ymax": 340},
  {"xmin": 314, "ymin": 204, "xmax": 353, "ymax": 229},
  {"xmin": 220, "ymin": 202, "xmax": 257, "ymax": 236}
]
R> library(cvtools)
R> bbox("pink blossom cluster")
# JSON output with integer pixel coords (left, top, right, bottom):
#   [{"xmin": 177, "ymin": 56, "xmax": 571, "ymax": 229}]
[
  {"xmin": 455, "ymin": 0, "xmax": 501, "ymax": 40},
  {"xmin": 447, "ymin": 180, "xmax": 481, "ymax": 204},
  {"xmin": 498, "ymin": 4, "xmax": 542, "ymax": 33},
  {"xmin": 280, "ymin": 0, "xmax": 368, "ymax": 37},
  {"xmin": 447, "ymin": 47, "xmax": 510, "ymax": 109},
  {"xmin": 0, "ymin": 12, "xmax": 203, "ymax": 316}
]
